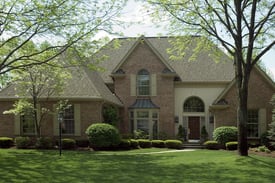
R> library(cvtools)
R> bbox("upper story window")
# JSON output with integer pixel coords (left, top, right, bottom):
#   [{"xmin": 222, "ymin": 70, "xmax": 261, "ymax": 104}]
[
  {"xmin": 183, "ymin": 97, "xmax": 205, "ymax": 112},
  {"xmin": 137, "ymin": 69, "xmax": 150, "ymax": 96}
]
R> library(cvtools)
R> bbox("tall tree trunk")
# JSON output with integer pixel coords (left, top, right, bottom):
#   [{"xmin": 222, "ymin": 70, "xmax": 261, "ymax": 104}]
[
  {"xmin": 236, "ymin": 67, "xmax": 250, "ymax": 156},
  {"xmin": 237, "ymin": 86, "xmax": 248, "ymax": 156},
  {"xmin": 33, "ymin": 94, "xmax": 40, "ymax": 137}
]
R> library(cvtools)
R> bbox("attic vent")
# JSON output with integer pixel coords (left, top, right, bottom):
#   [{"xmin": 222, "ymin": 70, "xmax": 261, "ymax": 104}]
[
  {"xmin": 115, "ymin": 69, "xmax": 125, "ymax": 74},
  {"xmin": 216, "ymin": 99, "xmax": 228, "ymax": 105},
  {"xmin": 162, "ymin": 68, "xmax": 172, "ymax": 73}
]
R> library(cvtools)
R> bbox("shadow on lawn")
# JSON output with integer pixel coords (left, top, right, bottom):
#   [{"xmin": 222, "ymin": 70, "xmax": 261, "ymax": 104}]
[{"xmin": 0, "ymin": 150, "xmax": 275, "ymax": 183}]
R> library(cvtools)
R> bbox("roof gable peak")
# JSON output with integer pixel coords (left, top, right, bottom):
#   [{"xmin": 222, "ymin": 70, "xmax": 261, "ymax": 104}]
[{"xmin": 111, "ymin": 36, "xmax": 175, "ymax": 74}]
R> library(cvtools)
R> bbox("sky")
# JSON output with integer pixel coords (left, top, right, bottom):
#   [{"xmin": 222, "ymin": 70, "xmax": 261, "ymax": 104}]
[{"xmin": 106, "ymin": 0, "xmax": 275, "ymax": 76}]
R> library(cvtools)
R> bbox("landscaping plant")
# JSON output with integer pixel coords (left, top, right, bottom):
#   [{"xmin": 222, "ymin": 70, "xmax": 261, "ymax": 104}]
[{"xmin": 86, "ymin": 123, "xmax": 121, "ymax": 149}]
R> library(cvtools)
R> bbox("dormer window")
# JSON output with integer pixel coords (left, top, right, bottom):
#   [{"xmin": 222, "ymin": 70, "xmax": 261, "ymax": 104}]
[{"xmin": 137, "ymin": 69, "xmax": 150, "ymax": 96}]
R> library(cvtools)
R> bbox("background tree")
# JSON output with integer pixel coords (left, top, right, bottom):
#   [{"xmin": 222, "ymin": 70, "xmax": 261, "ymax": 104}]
[
  {"xmin": 0, "ymin": 0, "xmax": 126, "ymax": 74},
  {"xmin": 147, "ymin": 0, "xmax": 275, "ymax": 156},
  {"xmin": 5, "ymin": 54, "xmax": 71, "ymax": 137}
]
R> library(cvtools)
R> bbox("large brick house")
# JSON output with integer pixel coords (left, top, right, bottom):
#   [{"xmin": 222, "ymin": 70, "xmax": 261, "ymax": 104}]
[{"xmin": 0, "ymin": 36, "xmax": 274, "ymax": 141}]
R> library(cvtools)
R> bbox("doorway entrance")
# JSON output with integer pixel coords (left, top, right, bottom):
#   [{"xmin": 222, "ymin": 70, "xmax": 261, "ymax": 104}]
[{"xmin": 188, "ymin": 116, "xmax": 200, "ymax": 140}]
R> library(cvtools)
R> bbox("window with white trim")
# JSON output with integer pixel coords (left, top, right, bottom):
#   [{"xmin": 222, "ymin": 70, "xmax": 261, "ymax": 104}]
[
  {"xmin": 137, "ymin": 69, "xmax": 150, "ymax": 96},
  {"xmin": 20, "ymin": 109, "xmax": 35, "ymax": 135},
  {"xmin": 183, "ymin": 97, "xmax": 204, "ymax": 112},
  {"xmin": 129, "ymin": 110, "xmax": 159, "ymax": 139},
  {"xmin": 62, "ymin": 105, "xmax": 74, "ymax": 135},
  {"xmin": 247, "ymin": 110, "xmax": 259, "ymax": 138}
]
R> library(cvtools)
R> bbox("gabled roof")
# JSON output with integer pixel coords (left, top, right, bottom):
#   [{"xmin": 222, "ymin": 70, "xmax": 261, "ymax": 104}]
[
  {"xmin": 96, "ymin": 36, "xmax": 235, "ymax": 83},
  {"xmin": 213, "ymin": 66, "xmax": 275, "ymax": 104},
  {"xmin": 0, "ymin": 67, "xmax": 123, "ymax": 106},
  {"xmin": 112, "ymin": 36, "xmax": 175, "ymax": 74}
]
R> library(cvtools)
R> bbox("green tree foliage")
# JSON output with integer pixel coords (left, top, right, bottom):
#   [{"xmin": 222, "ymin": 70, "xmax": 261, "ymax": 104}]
[
  {"xmin": 268, "ymin": 95, "xmax": 275, "ymax": 145},
  {"xmin": 147, "ymin": 0, "xmax": 275, "ymax": 156},
  {"xmin": 0, "ymin": 0, "xmax": 126, "ymax": 74},
  {"xmin": 4, "ymin": 56, "xmax": 71, "ymax": 137},
  {"xmin": 102, "ymin": 105, "xmax": 120, "ymax": 126}
]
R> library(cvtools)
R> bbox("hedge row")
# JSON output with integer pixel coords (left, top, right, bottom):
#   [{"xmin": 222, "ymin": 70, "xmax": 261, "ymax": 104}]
[
  {"xmin": 203, "ymin": 140, "xmax": 238, "ymax": 151},
  {"xmin": 0, "ymin": 136, "xmax": 85, "ymax": 150},
  {"xmin": 116, "ymin": 139, "xmax": 183, "ymax": 150}
]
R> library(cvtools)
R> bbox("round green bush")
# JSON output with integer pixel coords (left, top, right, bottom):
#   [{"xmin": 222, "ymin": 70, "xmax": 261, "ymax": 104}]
[
  {"xmin": 130, "ymin": 139, "xmax": 139, "ymax": 149},
  {"xmin": 213, "ymin": 126, "xmax": 238, "ymax": 146},
  {"xmin": 203, "ymin": 140, "xmax": 221, "ymax": 150},
  {"xmin": 226, "ymin": 141, "xmax": 238, "ymax": 150},
  {"xmin": 61, "ymin": 138, "xmax": 76, "ymax": 150},
  {"xmin": 152, "ymin": 140, "xmax": 166, "ymax": 148},
  {"xmin": 86, "ymin": 123, "xmax": 121, "ymax": 149},
  {"xmin": 138, "ymin": 139, "xmax": 152, "ymax": 148},
  {"xmin": 0, "ymin": 137, "xmax": 14, "ymax": 148},
  {"xmin": 165, "ymin": 140, "xmax": 182, "ymax": 149},
  {"xmin": 35, "ymin": 137, "xmax": 53, "ymax": 149},
  {"xmin": 15, "ymin": 136, "xmax": 32, "ymax": 149}
]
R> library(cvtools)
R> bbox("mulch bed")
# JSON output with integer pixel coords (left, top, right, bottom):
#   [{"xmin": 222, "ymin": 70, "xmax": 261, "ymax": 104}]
[{"xmin": 248, "ymin": 149, "xmax": 275, "ymax": 158}]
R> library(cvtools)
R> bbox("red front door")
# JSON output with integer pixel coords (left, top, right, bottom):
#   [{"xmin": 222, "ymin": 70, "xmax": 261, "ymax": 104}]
[{"xmin": 188, "ymin": 117, "xmax": 200, "ymax": 139}]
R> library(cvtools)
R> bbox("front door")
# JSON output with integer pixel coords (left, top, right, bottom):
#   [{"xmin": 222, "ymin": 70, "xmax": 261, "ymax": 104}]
[{"xmin": 188, "ymin": 117, "xmax": 200, "ymax": 139}]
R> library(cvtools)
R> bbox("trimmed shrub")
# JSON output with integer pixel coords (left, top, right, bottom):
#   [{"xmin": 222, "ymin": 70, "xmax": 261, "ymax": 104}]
[
  {"xmin": 15, "ymin": 136, "xmax": 32, "ymax": 149},
  {"xmin": 130, "ymin": 139, "xmax": 139, "ymax": 149},
  {"xmin": 0, "ymin": 137, "xmax": 14, "ymax": 148},
  {"xmin": 226, "ymin": 141, "xmax": 238, "ymax": 150},
  {"xmin": 138, "ymin": 139, "xmax": 152, "ymax": 148},
  {"xmin": 134, "ymin": 130, "xmax": 149, "ymax": 139},
  {"xmin": 152, "ymin": 140, "xmax": 166, "ymax": 148},
  {"xmin": 86, "ymin": 123, "xmax": 121, "ymax": 149},
  {"xmin": 213, "ymin": 126, "xmax": 238, "ymax": 146},
  {"xmin": 118, "ymin": 139, "xmax": 131, "ymax": 150},
  {"xmin": 76, "ymin": 139, "xmax": 90, "ymax": 148},
  {"xmin": 62, "ymin": 138, "xmax": 76, "ymax": 150},
  {"xmin": 165, "ymin": 140, "xmax": 182, "ymax": 149},
  {"xmin": 35, "ymin": 137, "xmax": 53, "ymax": 149},
  {"xmin": 203, "ymin": 140, "xmax": 221, "ymax": 150}
]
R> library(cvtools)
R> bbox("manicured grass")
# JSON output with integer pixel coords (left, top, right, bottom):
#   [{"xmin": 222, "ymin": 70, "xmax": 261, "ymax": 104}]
[{"xmin": 0, "ymin": 149, "xmax": 275, "ymax": 183}]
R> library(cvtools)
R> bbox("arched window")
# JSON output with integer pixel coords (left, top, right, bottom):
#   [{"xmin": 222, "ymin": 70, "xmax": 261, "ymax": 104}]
[
  {"xmin": 137, "ymin": 69, "xmax": 150, "ymax": 96},
  {"xmin": 183, "ymin": 97, "xmax": 204, "ymax": 112}
]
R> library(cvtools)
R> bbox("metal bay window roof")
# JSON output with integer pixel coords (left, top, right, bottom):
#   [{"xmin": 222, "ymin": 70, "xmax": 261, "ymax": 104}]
[{"xmin": 129, "ymin": 99, "xmax": 159, "ymax": 109}]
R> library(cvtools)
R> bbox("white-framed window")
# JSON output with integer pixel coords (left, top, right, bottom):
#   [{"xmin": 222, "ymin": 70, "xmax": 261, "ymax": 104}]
[
  {"xmin": 129, "ymin": 109, "xmax": 159, "ymax": 139},
  {"xmin": 247, "ymin": 110, "xmax": 259, "ymax": 138},
  {"xmin": 20, "ymin": 109, "xmax": 35, "ymax": 135},
  {"xmin": 62, "ymin": 105, "xmax": 75, "ymax": 135},
  {"xmin": 137, "ymin": 69, "xmax": 150, "ymax": 96},
  {"xmin": 183, "ymin": 97, "xmax": 204, "ymax": 112}
]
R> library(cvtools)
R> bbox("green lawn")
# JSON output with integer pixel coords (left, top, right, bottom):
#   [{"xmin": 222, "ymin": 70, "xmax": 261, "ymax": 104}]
[{"xmin": 0, "ymin": 148, "xmax": 275, "ymax": 183}]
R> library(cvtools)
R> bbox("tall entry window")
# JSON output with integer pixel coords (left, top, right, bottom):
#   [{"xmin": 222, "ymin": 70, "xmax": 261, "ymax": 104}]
[
  {"xmin": 62, "ymin": 105, "xmax": 75, "ymax": 135},
  {"xmin": 129, "ymin": 110, "xmax": 159, "ymax": 139},
  {"xmin": 20, "ymin": 109, "xmax": 35, "ymax": 135},
  {"xmin": 183, "ymin": 97, "xmax": 204, "ymax": 112},
  {"xmin": 247, "ymin": 110, "xmax": 259, "ymax": 138},
  {"xmin": 137, "ymin": 69, "xmax": 150, "ymax": 96}
]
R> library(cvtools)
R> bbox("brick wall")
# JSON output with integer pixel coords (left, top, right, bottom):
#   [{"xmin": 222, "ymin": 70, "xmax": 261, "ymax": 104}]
[
  {"xmin": 0, "ymin": 101, "xmax": 15, "ymax": 137},
  {"xmin": 0, "ymin": 100, "xmax": 103, "ymax": 139},
  {"xmin": 113, "ymin": 41, "xmax": 175, "ymax": 137},
  {"xmin": 213, "ymin": 68, "xmax": 274, "ymax": 132}
]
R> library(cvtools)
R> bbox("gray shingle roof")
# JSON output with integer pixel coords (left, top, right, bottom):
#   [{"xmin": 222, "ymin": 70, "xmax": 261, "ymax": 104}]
[
  {"xmin": 96, "ymin": 36, "xmax": 235, "ymax": 83},
  {"xmin": 0, "ymin": 67, "xmax": 122, "ymax": 106}
]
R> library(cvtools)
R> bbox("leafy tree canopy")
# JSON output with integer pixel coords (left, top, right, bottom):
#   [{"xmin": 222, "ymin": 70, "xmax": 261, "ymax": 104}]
[{"xmin": 0, "ymin": 0, "xmax": 126, "ymax": 74}]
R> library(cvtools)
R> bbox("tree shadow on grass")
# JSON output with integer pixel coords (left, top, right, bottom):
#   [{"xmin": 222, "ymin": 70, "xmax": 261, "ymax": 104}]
[{"xmin": 0, "ymin": 150, "xmax": 275, "ymax": 183}]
